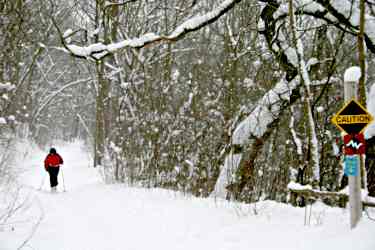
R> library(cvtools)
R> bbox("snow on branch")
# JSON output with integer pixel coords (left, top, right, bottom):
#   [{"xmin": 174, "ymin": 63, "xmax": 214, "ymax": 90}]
[
  {"xmin": 0, "ymin": 82, "xmax": 15, "ymax": 91},
  {"xmin": 288, "ymin": 181, "xmax": 375, "ymax": 207},
  {"xmin": 211, "ymin": 77, "xmax": 299, "ymax": 198},
  {"xmin": 32, "ymin": 78, "xmax": 92, "ymax": 122},
  {"xmin": 273, "ymin": 0, "xmax": 375, "ymax": 53},
  {"xmin": 59, "ymin": 0, "xmax": 242, "ymax": 60},
  {"xmin": 232, "ymin": 78, "xmax": 297, "ymax": 145},
  {"xmin": 211, "ymin": 1, "xmax": 300, "ymax": 199},
  {"xmin": 287, "ymin": 181, "xmax": 313, "ymax": 191},
  {"xmin": 168, "ymin": 0, "xmax": 242, "ymax": 40},
  {"xmin": 104, "ymin": 0, "xmax": 137, "ymax": 10}
]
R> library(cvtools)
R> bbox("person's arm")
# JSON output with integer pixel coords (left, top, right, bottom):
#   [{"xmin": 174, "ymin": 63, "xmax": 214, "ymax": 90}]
[
  {"xmin": 58, "ymin": 154, "xmax": 64, "ymax": 165},
  {"xmin": 44, "ymin": 155, "xmax": 49, "ymax": 170}
]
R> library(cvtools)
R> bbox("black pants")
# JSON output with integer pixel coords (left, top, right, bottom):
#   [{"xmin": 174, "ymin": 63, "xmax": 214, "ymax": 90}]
[{"xmin": 47, "ymin": 167, "xmax": 60, "ymax": 187}]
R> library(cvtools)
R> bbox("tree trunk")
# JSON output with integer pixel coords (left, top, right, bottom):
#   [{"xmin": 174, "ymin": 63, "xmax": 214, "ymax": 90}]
[{"xmin": 94, "ymin": 61, "xmax": 107, "ymax": 167}]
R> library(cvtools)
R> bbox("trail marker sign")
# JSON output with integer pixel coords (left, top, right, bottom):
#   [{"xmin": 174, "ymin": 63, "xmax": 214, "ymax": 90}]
[
  {"xmin": 331, "ymin": 99, "xmax": 373, "ymax": 134},
  {"xmin": 344, "ymin": 133, "xmax": 366, "ymax": 155},
  {"xmin": 344, "ymin": 155, "xmax": 359, "ymax": 176}
]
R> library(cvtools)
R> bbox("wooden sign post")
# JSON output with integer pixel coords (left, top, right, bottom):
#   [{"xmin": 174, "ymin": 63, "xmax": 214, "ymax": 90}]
[{"xmin": 331, "ymin": 69, "xmax": 374, "ymax": 228}]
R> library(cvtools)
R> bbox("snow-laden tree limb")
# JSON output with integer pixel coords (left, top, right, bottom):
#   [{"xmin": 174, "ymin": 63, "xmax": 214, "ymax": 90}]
[
  {"xmin": 273, "ymin": 0, "xmax": 375, "ymax": 53},
  {"xmin": 57, "ymin": 0, "xmax": 242, "ymax": 60},
  {"xmin": 211, "ymin": 77, "xmax": 300, "ymax": 198},
  {"xmin": 232, "ymin": 79, "xmax": 298, "ymax": 144},
  {"xmin": 103, "ymin": 0, "xmax": 138, "ymax": 11},
  {"xmin": 211, "ymin": 0, "xmax": 300, "ymax": 199},
  {"xmin": 31, "ymin": 78, "xmax": 92, "ymax": 123}
]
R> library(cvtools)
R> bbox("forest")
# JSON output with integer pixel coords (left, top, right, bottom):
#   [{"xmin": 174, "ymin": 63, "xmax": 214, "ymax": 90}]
[{"xmin": 1, "ymin": 0, "xmax": 375, "ymax": 206}]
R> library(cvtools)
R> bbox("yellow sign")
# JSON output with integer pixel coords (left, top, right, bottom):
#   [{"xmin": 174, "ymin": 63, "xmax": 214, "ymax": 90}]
[{"xmin": 331, "ymin": 99, "xmax": 374, "ymax": 134}]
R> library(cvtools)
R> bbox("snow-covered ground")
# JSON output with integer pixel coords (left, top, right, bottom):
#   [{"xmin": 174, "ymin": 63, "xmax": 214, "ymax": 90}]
[{"xmin": 2, "ymin": 141, "xmax": 375, "ymax": 250}]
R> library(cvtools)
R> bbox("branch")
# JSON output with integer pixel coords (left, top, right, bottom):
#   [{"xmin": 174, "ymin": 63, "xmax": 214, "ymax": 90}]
[
  {"xmin": 31, "ymin": 78, "xmax": 92, "ymax": 123},
  {"xmin": 311, "ymin": 0, "xmax": 375, "ymax": 53},
  {"xmin": 211, "ymin": 0, "xmax": 301, "ymax": 198},
  {"xmin": 270, "ymin": 0, "xmax": 375, "ymax": 54},
  {"xmin": 259, "ymin": 0, "xmax": 298, "ymax": 81},
  {"xmin": 288, "ymin": 185, "xmax": 375, "ymax": 207},
  {"xmin": 55, "ymin": 0, "xmax": 242, "ymax": 60},
  {"xmin": 103, "ymin": 0, "xmax": 138, "ymax": 11}
]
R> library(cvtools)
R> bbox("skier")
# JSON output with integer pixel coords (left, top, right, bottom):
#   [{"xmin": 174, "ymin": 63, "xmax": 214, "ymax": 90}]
[{"xmin": 44, "ymin": 148, "xmax": 64, "ymax": 192}]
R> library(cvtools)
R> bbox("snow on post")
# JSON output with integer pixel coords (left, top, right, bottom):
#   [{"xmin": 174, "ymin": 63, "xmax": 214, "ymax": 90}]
[{"xmin": 344, "ymin": 66, "xmax": 361, "ymax": 83}]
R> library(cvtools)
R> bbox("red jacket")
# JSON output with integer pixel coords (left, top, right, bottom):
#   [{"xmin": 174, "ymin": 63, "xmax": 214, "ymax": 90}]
[{"xmin": 44, "ymin": 153, "xmax": 63, "ymax": 169}]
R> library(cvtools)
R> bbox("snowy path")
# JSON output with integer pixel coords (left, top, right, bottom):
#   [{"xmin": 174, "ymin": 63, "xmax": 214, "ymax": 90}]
[{"xmin": 2, "ymin": 141, "xmax": 375, "ymax": 250}]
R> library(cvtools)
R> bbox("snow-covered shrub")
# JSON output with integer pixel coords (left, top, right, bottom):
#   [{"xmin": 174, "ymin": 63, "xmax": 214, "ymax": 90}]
[{"xmin": 0, "ymin": 134, "xmax": 19, "ymax": 228}]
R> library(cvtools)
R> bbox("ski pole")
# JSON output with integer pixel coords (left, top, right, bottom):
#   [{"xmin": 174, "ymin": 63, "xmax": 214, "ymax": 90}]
[
  {"xmin": 61, "ymin": 168, "xmax": 66, "ymax": 192},
  {"xmin": 38, "ymin": 174, "xmax": 46, "ymax": 190}
]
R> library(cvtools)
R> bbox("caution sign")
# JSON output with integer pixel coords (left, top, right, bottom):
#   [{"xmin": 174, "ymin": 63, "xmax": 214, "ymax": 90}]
[{"xmin": 331, "ymin": 99, "xmax": 373, "ymax": 134}]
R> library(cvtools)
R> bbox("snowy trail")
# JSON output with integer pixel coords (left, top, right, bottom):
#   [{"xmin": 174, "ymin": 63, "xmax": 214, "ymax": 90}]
[{"xmin": 2, "ymin": 141, "xmax": 375, "ymax": 250}]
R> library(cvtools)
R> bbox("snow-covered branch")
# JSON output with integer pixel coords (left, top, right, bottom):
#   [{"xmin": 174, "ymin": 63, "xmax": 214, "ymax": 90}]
[
  {"xmin": 104, "ymin": 0, "xmax": 137, "ymax": 10},
  {"xmin": 58, "ymin": 0, "xmax": 242, "ymax": 60},
  {"xmin": 232, "ymin": 78, "xmax": 297, "ymax": 144},
  {"xmin": 211, "ymin": 0, "xmax": 301, "ymax": 199},
  {"xmin": 273, "ymin": 0, "xmax": 375, "ymax": 53},
  {"xmin": 32, "ymin": 78, "xmax": 92, "ymax": 122},
  {"xmin": 288, "ymin": 181, "xmax": 375, "ymax": 207},
  {"xmin": 0, "ymin": 82, "xmax": 15, "ymax": 92},
  {"xmin": 211, "ymin": 77, "xmax": 299, "ymax": 198}
]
